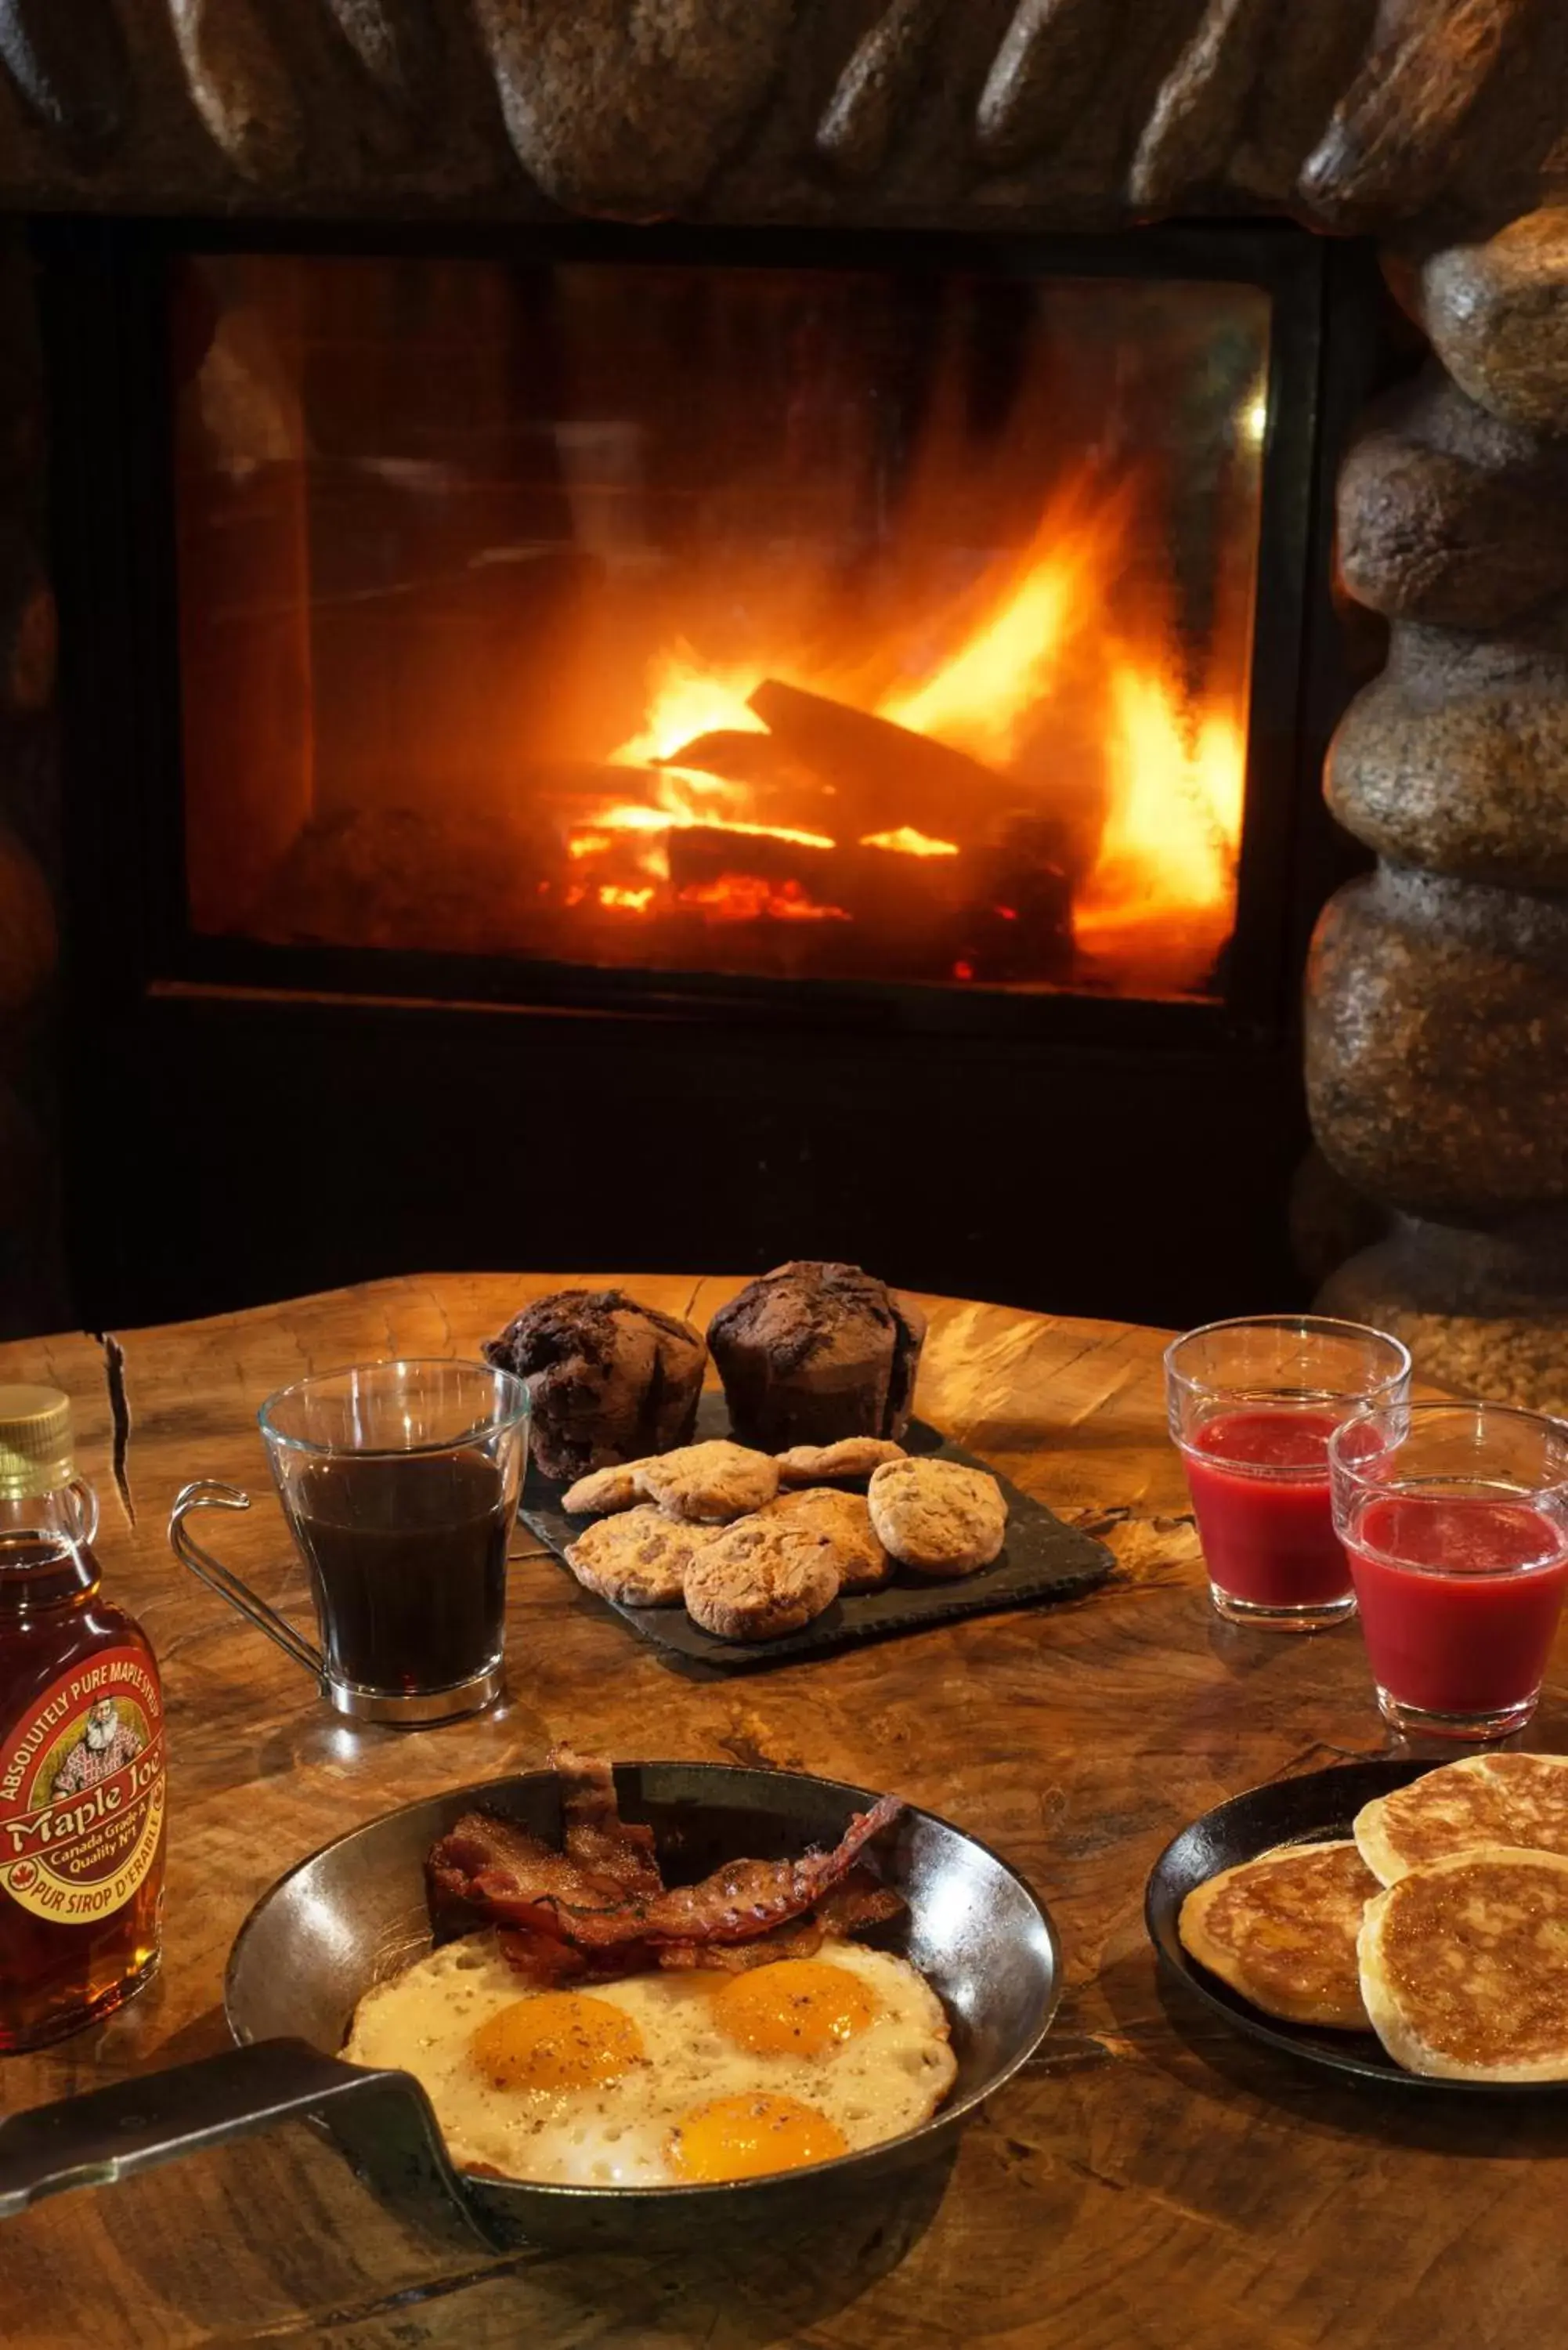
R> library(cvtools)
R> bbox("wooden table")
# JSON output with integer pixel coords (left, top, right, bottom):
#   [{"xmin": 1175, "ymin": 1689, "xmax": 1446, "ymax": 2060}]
[{"xmin": 2, "ymin": 1274, "xmax": 1563, "ymax": 2350}]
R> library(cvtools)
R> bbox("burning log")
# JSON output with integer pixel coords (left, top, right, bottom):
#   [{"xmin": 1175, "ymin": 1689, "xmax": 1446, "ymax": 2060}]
[
  {"xmin": 965, "ymin": 819, "xmax": 1075, "ymax": 983},
  {"xmin": 657, "ymin": 727, "xmax": 840, "ymax": 837},
  {"xmin": 666, "ymin": 824, "xmax": 840, "ymax": 902},
  {"xmin": 746, "ymin": 678, "xmax": 1023, "ymax": 846},
  {"xmin": 836, "ymin": 839, "xmax": 974, "ymax": 974},
  {"xmin": 656, "ymin": 731, "xmax": 804, "ymax": 789}
]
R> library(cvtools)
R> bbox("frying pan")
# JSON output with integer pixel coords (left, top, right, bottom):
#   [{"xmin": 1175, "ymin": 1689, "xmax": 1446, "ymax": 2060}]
[{"xmin": 0, "ymin": 1762, "xmax": 1060, "ymax": 2251}]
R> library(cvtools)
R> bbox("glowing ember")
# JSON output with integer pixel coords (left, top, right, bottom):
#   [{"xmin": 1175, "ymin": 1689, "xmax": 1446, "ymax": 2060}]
[
  {"xmin": 673, "ymin": 815, "xmax": 833, "ymax": 851},
  {"xmin": 859, "ymin": 828, "xmax": 959, "ymax": 858},
  {"xmin": 677, "ymin": 877, "xmax": 848, "ymax": 924},
  {"xmin": 571, "ymin": 806, "xmax": 833, "ymax": 853},
  {"xmin": 570, "ymin": 808, "xmax": 671, "ymax": 841}
]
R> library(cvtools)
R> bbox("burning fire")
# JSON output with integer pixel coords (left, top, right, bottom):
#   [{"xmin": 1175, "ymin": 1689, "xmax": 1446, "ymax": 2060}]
[
  {"xmin": 609, "ymin": 649, "xmax": 767, "ymax": 769},
  {"xmin": 564, "ymin": 473, "xmax": 1247, "ymax": 994},
  {"xmin": 569, "ymin": 810, "xmax": 833, "ymax": 858},
  {"xmin": 1073, "ymin": 667, "xmax": 1246, "ymax": 989},
  {"xmin": 680, "ymin": 877, "xmax": 849, "ymax": 924},
  {"xmin": 859, "ymin": 828, "xmax": 959, "ymax": 859},
  {"xmin": 876, "ymin": 483, "xmax": 1122, "ymax": 768}
]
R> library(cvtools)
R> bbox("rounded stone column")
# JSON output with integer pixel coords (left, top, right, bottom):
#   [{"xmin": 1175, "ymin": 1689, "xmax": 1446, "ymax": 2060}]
[{"xmin": 1308, "ymin": 208, "xmax": 1568, "ymax": 1410}]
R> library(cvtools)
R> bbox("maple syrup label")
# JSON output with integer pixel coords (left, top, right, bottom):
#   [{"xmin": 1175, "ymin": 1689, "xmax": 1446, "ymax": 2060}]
[{"xmin": 0, "ymin": 1647, "xmax": 164, "ymax": 1922}]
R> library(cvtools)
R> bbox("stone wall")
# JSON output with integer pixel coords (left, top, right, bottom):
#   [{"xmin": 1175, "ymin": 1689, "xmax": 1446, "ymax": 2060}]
[
  {"xmin": 0, "ymin": 0, "xmax": 1558, "ymax": 236},
  {"xmin": 1311, "ymin": 205, "xmax": 1568, "ymax": 1411},
  {"xmin": 0, "ymin": 0, "xmax": 1565, "ymax": 1367}
]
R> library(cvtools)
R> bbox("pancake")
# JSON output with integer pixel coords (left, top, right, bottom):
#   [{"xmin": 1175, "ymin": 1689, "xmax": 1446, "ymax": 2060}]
[
  {"xmin": 1178, "ymin": 1839, "xmax": 1379, "ymax": 2029},
  {"xmin": 1358, "ymin": 1845, "xmax": 1568, "ymax": 2081},
  {"xmin": 1355, "ymin": 1752, "xmax": 1568, "ymax": 1887}
]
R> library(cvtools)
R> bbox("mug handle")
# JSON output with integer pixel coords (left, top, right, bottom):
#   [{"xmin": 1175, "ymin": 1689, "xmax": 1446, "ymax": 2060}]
[{"xmin": 168, "ymin": 1481, "xmax": 327, "ymax": 1683}]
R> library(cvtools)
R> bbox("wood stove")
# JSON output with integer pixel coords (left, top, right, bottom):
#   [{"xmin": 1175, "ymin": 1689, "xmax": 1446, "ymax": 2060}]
[{"xmin": 39, "ymin": 215, "xmax": 1371, "ymax": 1332}]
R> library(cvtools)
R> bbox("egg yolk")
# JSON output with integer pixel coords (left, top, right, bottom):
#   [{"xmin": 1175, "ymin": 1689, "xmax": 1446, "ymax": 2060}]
[
  {"xmin": 667, "ymin": 2093, "xmax": 848, "ymax": 2182},
  {"xmin": 710, "ymin": 1959, "xmax": 878, "ymax": 2056},
  {"xmin": 469, "ymin": 1991, "xmax": 645, "ymax": 2092}
]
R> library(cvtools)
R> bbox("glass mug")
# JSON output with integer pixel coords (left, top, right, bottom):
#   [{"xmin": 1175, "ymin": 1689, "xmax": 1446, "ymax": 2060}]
[
  {"xmin": 1330, "ymin": 1399, "xmax": 1568, "ymax": 1742},
  {"xmin": 1165, "ymin": 1314, "xmax": 1411, "ymax": 1630},
  {"xmin": 168, "ymin": 1358, "xmax": 529, "ymax": 1726}
]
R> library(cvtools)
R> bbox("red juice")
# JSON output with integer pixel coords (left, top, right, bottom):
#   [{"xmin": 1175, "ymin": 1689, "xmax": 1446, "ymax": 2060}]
[
  {"xmin": 1346, "ymin": 1493, "xmax": 1568, "ymax": 1716},
  {"xmin": 1181, "ymin": 1408, "xmax": 1349, "ymax": 1608}
]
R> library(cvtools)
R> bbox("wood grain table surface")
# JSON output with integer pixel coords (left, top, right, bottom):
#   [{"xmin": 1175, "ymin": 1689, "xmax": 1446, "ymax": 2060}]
[{"xmin": 2, "ymin": 1272, "xmax": 1563, "ymax": 2350}]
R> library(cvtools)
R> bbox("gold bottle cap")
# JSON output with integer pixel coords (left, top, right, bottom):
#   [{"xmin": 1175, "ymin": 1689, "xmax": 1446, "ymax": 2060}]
[{"xmin": 0, "ymin": 1384, "xmax": 75, "ymax": 1498}]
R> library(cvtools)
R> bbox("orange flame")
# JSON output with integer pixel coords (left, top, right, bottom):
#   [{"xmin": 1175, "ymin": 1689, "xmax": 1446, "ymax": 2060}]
[
  {"xmin": 875, "ymin": 483, "xmax": 1127, "ymax": 767},
  {"xmin": 585, "ymin": 472, "xmax": 1246, "ymax": 991},
  {"xmin": 610, "ymin": 647, "xmax": 768, "ymax": 768},
  {"xmin": 569, "ymin": 808, "xmax": 834, "ymax": 855},
  {"xmin": 859, "ymin": 827, "xmax": 959, "ymax": 858},
  {"xmin": 1074, "ymin": 666, "xmax": 1245, "ymax": 985},
  {"xmin": 677, "ymin": 876, "xmax": 849, "ymax": 924}
]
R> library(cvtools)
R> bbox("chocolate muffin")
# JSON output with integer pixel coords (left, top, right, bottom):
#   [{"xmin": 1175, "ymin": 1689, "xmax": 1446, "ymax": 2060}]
[
  {"xmin": 483, "ymin": 1290, "xmax": 706, "ymax": 1482},
  {"xmin": 707, "ymin": 1263, "xmax": 926, "ymax": 1452}
]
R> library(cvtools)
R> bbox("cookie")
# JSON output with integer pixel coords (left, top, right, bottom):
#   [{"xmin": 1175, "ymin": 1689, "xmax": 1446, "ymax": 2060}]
[
  {"xmin": 636, "ymin": 1440, "xmax": 780, "ymax": 1524},
  {"xmin": 775, "ymin": 1438, "xmax": 907, "ymax": 1485},
  {"xmin": 867, "ymin": 1458, "xmax": 1006, "ymax": 1577},
  {"xmin": 565, "ymin": 1504, "xmax": 723, "ymax": 1607},
  {"xmin": 683, "ymin": 1519, "xmax": 841, "ymax": 1641},
  {"xmin": 759, "ymin": 1488, "xmax": 891, "ymax": 1592},
  {"xmin": 562, "ymin": 1461, "xmax": 647, "ymax": 1516}
]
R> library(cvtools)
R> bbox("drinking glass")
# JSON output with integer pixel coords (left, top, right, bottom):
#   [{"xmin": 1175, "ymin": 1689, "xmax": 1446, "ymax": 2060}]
[
  {"xmin": 1330, "ymin": 1400, "xmax": 1568, "ymax": 1741},
  {"xmin": 1165, "ymin": 1315, "xmax": 1411, "ymax": 1630},
  {"xmin": 168, "ymin": 1359, "xmax": 529, "ymax": 1726}
]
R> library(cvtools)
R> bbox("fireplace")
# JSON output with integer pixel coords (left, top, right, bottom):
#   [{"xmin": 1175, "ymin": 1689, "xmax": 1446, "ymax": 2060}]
[
  {"xmin": 2, "ymin": 2, "xmax": 1559, "ymax": 1380},
  {"xmin": 168, "ymin": 234, "xmax": 1282, "ymax": 1007},
  {"xmin": 34, "ymin": 218, "xmax": 1357, "ymax": 1335}
]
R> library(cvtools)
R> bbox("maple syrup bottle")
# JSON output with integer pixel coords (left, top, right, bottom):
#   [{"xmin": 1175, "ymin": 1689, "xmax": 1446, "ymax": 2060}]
[{"xmin": 0, "ymin": 1386, "xmax": 165, "ymax": 2050}]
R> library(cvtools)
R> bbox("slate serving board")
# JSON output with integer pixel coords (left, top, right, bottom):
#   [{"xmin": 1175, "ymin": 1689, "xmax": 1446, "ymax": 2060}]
[{"xmin": 517, "ymin": 1397, "xmax": 1114, "ymax": 1673}]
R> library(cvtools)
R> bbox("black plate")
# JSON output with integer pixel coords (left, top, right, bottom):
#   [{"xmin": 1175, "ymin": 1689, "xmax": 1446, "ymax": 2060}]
[
  {"xmin": 518, "ymin": 1398, "xmax": 1113, "ymax": 1673},
  {"xmin": 1146, "ymin": 1757, "xmax": 1568, "ymax": 2094}
]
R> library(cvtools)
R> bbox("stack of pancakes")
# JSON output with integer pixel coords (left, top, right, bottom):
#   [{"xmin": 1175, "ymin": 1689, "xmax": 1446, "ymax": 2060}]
[{"xmin": 1179, "ymin": 1752, "xmax": 1568, "ymax": 2081}]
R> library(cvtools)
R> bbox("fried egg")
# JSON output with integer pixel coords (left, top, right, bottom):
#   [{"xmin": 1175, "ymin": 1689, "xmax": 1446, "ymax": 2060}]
[{"xmin": 341, "ymin": 1932, "xmax": 956, "ymax": 2187}]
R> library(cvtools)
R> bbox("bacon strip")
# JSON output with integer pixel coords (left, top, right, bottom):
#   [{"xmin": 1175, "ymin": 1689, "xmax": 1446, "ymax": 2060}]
[
  {"xmin": 496, "ymin": 1926, "xmax": 590, "ymax": 1986},
  {"xmin": 484, "ymin": 1795, "xmax": 905, "ymax": 1950},
  {"xmin": 654, "ymin": 1867, "xmax": 905, "ymax": 1972},
  {"xmin": 550, "ymin": 1742, "xmax": 663, "ymax": 1896},
  {"xmin": 497, "ymin": 1927, "xmax": 659, "ymax": 1986},
  {"xmin": 427, "ymin": 1764, "xmax": 905, "ymax": 1977},
  {"xmin": 426, "ymin": 1810, "xmax": 625, "ymax": 1935},
  {"xmin": 657, "ymin": 1916, "xmax": 826, "ymax": 1972},
  {"xmin": 807, "ymin": 1865, "xmax": 907, "ymax": 1937}
]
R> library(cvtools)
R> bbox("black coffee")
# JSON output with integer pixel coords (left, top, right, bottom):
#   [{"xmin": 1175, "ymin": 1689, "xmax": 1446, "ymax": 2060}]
[{"xmin": 287, "ymin": 1449, "xmax": 509, "ymax": 1693}]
